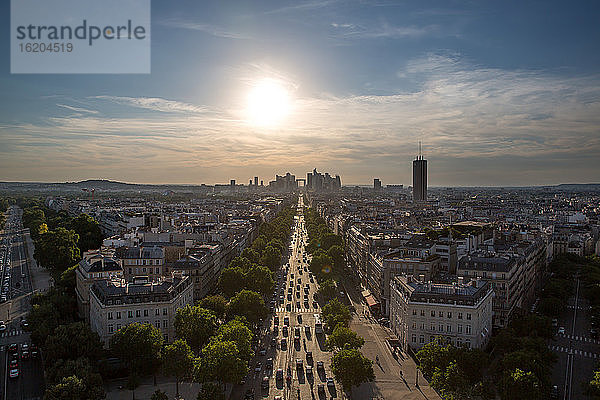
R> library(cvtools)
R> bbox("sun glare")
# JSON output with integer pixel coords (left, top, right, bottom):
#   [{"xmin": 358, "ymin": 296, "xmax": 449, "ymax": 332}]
[{"xmin": 246, "ymin": 79, "xmax": 291, "ymax": 127}]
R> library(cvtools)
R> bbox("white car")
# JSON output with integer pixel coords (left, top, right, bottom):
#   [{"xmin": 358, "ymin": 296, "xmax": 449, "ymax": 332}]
[{"xmin": 558, "ymin": 327, "xmax": 565, "ymax": 335}]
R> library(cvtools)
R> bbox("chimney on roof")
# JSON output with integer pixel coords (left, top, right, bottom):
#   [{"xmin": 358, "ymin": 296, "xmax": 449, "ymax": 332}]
[
  {"xmin": 458, "ymin": 276, "xmax": 464, "ymax": 286},
  {"xmin": 407, "ymin": 275, "xmax": 412, "ymax": 283},
  {"xmin": 419, "ymin": 274, "xmax": 425, "ymax": 283}
]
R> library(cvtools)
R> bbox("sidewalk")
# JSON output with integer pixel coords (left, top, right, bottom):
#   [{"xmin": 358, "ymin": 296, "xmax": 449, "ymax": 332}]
[
  {"xmin": 23, "ymin": 230, "xmax": 52, "ymax": 293},
  {"xmin": 105, "ymin": 376, "xmax": 232, "ymax": 400}
]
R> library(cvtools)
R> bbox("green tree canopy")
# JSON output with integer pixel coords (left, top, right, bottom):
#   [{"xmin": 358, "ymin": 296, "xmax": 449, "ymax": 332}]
[
  {"xmin": 197, "ymin": 382, "xmax": 225, "ymax": 400},
  {"xmin": 245, "ymin": 265, "xmax": 275, "ymax": 296},
  {"xmin": 240, "ymin": 248, "xmax": 260, "ymax": 264},
  {"xmin": 213, "ymin": 318, "xmax": 254, "ymax": 360},
  {"xmin": 109, "ymin": 323, "xmax": 163, "ymax": 382},
  {"xmin": 226, "ymin": 290, "xmax": 267, "ymax": 325},
  {"xmin": 44, "ymin": 375, "xmax": 94, "ymax": 400},
  {"xmin": 503, "ymin": 368, "xmax": 542, "ymax": 400},
  {"xmin": 327, "ymin": 245, "xmax": 345, "ymax": 271},
  {"xmin": 163, "ymin": 339, "xmax": 195, "ymax": 397},
  {"xmin": 70, "ymin": 213, "xmax": 103, "ymax": 252},
  {"xmin": 194, "ymin": 340, "xmax": 248, "ymax": 384},
  {"xmin": 326, "ymin": 325, "xmax": 365, "ymax": 351},
  {"xmin": 197, "ymin": 295, "xmax": 228, "ymax": 319},
  {"xmin": 174, "ymin": 305, "xmax": 218, "ymax": 354},
  {"xmin": 317, "ymin": 279, "xmax": 338, "ymax": 302},
  {"xmin": 44, "ymin": 322, "xmax": 103, "ymax": 366},
  {"xmin": 331, "ymin": 348, "xmax": 375, "ymax": 392},
  {"xmin": 321, "ymin": 298, "xmax": 351, "ymax": 331},
  {"xmin": 219, "ymin": 267, "xmax": 247, "ymax": 298},
  {"xmin": 260, "ymin": 245, "xmax": 281, "ymax": 271},
  {"xmin": 34, "ymin": 227, "xmax": 80, "ymax": 272}
]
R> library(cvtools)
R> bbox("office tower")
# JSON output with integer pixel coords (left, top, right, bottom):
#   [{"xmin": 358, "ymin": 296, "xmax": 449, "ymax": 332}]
[
  {"xmin": 230, "ymin": 179, "xmax": 236, "ymax": 187},
  {"xmin": 413, "ymin": 143, "xmax": 427, "ymax": 202},
  {"xmin": 374, "ymin": 178, "xmax": 382, "ymax": 190},
  {"xmin": 254, "ymin": 176, "xmax": 259, "ymax": 187}
]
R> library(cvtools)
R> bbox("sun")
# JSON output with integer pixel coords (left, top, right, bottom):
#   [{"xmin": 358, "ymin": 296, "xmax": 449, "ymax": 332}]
[{"xmin": 245, "ymin": 79, "xmax": 291, "ymax": 127}]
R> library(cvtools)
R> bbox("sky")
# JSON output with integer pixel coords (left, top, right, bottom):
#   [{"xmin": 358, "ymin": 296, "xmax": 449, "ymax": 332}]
[{"xmin": 1, "ymin": 0, "xmax": 599, "ymax": 187}]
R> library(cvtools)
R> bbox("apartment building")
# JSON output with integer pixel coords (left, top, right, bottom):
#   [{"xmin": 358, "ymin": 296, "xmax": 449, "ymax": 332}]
[
  {"xmin": 89, "ymin": 274, "xmax": 193, "ymax": 346},
  {"xmin": 172, "ymin": 243, "xmax": 225, "ymax": 300},
  {"xmin": 116, "ymin": 246, "xmax": 165, "ymax": 281},
  {"xmin": 75, "ymin": 250, "xmax": 123, "ymax": 322},
  {"xmin": 389, "ymin": 275, "xmax": 493, "ymax": 351}
]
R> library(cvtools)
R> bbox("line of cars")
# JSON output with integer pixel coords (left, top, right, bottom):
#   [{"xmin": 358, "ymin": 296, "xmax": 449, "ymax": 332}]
[{"xmin": 7, "ymin": 341, "xmax": 38, "ymax": 379}]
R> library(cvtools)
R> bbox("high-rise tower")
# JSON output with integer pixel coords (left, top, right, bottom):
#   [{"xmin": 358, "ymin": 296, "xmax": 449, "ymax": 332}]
[{"xmin": 412, "ymin": 142, "xmax": 427, "ymax": 202}]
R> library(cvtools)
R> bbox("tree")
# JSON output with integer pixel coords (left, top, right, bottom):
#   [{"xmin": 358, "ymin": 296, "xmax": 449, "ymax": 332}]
[
  {"xmin": 245, "ymin": 265, "xmax": 274, "ymax": 297},
  {"xmin": 45, "ymin": 357, "xmax": 105, "ymax": 399},
  {"xmin": 198, "ymin": 295, "xmax": 228, "ymax": 319},
  {"xmin": 317, "ymin": 279, "xmax": 337, "ymax": 302},
  {"xmin": 44, "ymin": 376, "xmax": 88, "ymax": 400},
  {"xmin": 310, "ymin": 252, "xmax": 334, "ymax": 277},
  {"xmin": 589, "ymin": 370, "xmax": 600, "ymax": 397},
  {"xmin": 326, "ymin": 325, "xmax": 365, "ymax": 351},
  {"xmin": 260, "ymin": 245, "xmax": 281, "ymax": 271},
  {"xmin": 109, "ymin": 323, "xmax": 163, "ymax": 389},
  {"xmin": 150, "ymin": 389, "xmax": 169, "ymax": 400},
  {"xmin": 214, "ymin": 318, "xmax": 254, "ymax": 360},
  {"xmin": 219, "ymin": 267, "xmax": 246, "ymax": 298},
  {"xmin": 44, "ymin": 322, "xmax": 104, "ymax": 366},
  {"xmin": 228, "ymin": 256, "xmax": 252, "ymax": 270},
  {"xmin": 197, "ymin": 382, "xmax": 225, "ymax": 400},
  {"xmin": 321, "ymin": 233, "xmax": 344, "ymax": 251},
  {"xmin": 70, "ymin": 214, "xmax": 103, "ymax": 252},
  {"xmin": 26, "ymin": 287, "xmax": 77, "ymax": 346},
  {"xmin": 331, "ymin": 348, "xmax": 375, "ymax": 392},
  {"xmin": 226, "ymin": 290, "xmax": 268, "ymax": 325},
  {"xmin": 195, "ymin": 340, "xmax": 248, "ymax": 385},
  {"xmin": 321, "ymin": 298, "xmax": 351, "ymax": 331},
  {"xmin": 163, "ymin": 339, "xmax": 195, "ymax": 397},
  {"xmin": 416, "ymin": 340, "xmax": 454, "ymax": 379},
  {"xmin": 327, "ymin": 245, "xmax": 345, "ymax": 271},
  {"xmin": 503, "ymin": 368, "xmax": 542, "ymax": 400},
  {"xmin": 34, "ymin": 227, "xmax": 80, "ymax": 272},
  {"xmin": 241, "ymin": 248, "xmax": 260, "ymax": 264},
  {"xmin": 174, "ymin": 306, "xmax": 218, "ymax": 354}
]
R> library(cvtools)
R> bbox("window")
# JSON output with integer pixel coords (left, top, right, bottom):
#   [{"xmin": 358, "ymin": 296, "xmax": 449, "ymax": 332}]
[
  {"xmin": 439, "ymin": 324, "xmax": 444, "ymax": 331},
  {"xmin": 156, "ymin": 268, "xmax": 160, "ymax": 274},
  {"xmin": 108, "ymin": 325, "xmax": 114, "ymax": 333},
  {"xmin": 420, "ymin": 323, "xmax": 425, "ymax": 330},
  {"xmin": 447, "ymin": 312, "xmax": 452, "ymax": 319},
  {"xmin": 457, "ymin": 339, "xmax": 462, "ymax": 347},
  {"xmin": 446, "ymin": 325, "xmax": 451, "ymax": 333},
  {"xmin": 412, "ymin": 309, "xmax": 417, "ymax": 316},
  {"xmin": 431, "ymin": 310, "xmax": 435, "ymax": 317},
  {"xmin": 163, "ymin": 308, "xmax": 168, "ymax": 316},
  {"xmin": 136, "ymin": 310, "xmax": 141, "ymax": 318},
  {"xmin": 458, "ymin": 324, "xmax": 463, "ymax": 333},
  {"xmin": 116, "ymin": 324, "xmax": 121, "ymax": 330},
  {"xmin": 108, "ymin": 312, "xmax": 113, "ymax": 320},
  {"xmin": 412, "ymin": 322, "xmax": 417, "ymax": 329},
  {"xmin": 142, "ymin": 267, "xmax": 147, "ymax": 273},
  {"xmin": 128, "ymin": 268, "xmax": 132, "ymax": 274},
  {"xmin": 164, "ymin": 334, "xmax": 168, "ymax": 341},
  {"xmin": 467, "ymin": 313, "xmax": 472, "ymax": 320},
  {"xmin": 419, "ymin": 335, "xmax": 424, "ymax": 343},
  {"xmin": 466, "ymin": 325, "xmax": 472, "ymax": 334},
  {"xmin": 458, "ymin": 312, "xmax": 463, "ymax": 320},
  {"xmin": 155, "ymin": 308, "xmax": 160, "ymax": 316},
  {"xmin": 439, "ymin": 311, "xmax": 443, "ymax": 317},
  {"xmin": 420, "ymin": 310, "xmax": 425, "ymax": 317},
  {"xmin": 163, "ymin": 320, "xmax": 168, "ymax": 328},
  {"xmin": 144, "ymin": 309, "xmax": 149, "ymax": 317},
  {"xmin": 465, "ymin": 339, "xmax": 471, "ymax": 348},
  {"xmin": 128, "ymin": 311, "xmax": 133, "ymax": 318},
  {"xmin": 116, "ymin": 311, "xmax": 121, "ymax": 319},
  {"xmin": 431, "ymin": 324, "xmax": 435, "ymax": 331},
  {"xmin": 155, "ymin": 321, "xmax": 160, "ymax": 329},
  {"xmin": 412, "ymin": 335, "xmax": 416, "ymax": 343}
]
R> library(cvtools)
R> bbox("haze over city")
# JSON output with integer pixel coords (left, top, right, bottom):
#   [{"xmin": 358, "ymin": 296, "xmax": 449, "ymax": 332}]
[{"xmin": 1, "ymin": 0, "xmax": 599, "ymax": 186}]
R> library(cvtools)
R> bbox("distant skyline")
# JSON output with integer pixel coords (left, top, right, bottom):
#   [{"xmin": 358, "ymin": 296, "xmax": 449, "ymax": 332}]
[{"xmin": 1, "ymin": 1, "xmax": 599, "ymax": 186}]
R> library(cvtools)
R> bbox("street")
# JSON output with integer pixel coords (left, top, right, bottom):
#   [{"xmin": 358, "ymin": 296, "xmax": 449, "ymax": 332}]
[{"xmin": 0, "ymin": 206, "xmax": 45, "ymax": 400}]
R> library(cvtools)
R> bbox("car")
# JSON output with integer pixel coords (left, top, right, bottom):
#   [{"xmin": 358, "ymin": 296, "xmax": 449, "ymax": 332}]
[
  {"xmin": 281, "ymin": 338, "xmax": 287, "ymax": 348},
  {"xmin": 284, "ymin": 316, "xmax": 289, "ymax": 325},
  {"xmin": 296, "ymin": 292, "xmax": 300, "ymax": 298},
  {"xmin": 21, "ymin": 350, "xmax": 29, "ymax": 359},
  {"xmin": 306, "ymin": 365, "xmax": 313, "ymax": 376},
  {"xmin": 306, "ymin": 351, "xmax": 313, "ymax": 362},
  {"xmin": 294, "ymin": 327, "xmax": 301, "ymax": 338},
  {"xmin": 20, "ymin": 319, "xmax": 28, "ymax": 328},
  {"xmin": 317, "ymin": 361, "xmax": 324, "ymax": 371},
  {"xmin": 313, "ymin": 301, "xmax": 319, "ymax": 308},
  {"xmin": 9, "ymin": 368, "xmax": 18, "ymax": 379},
  {"xmin": 296, "ymin": 359, "xmax": 303, "ymax": 369},
  {"xmin": 327, "ymin": 378, "xmax": 335, "ymax": 387},
  {"xmin": 297, "ymin": 314, "xmax": 302, "ymax": 323},
  {"xmin": 558, "ymin": 327, "xmax": 565, "ymax": 335},
  {"xmin": 8, "ymin": 343, "xmax": 18, "ymax": 354},
  {"xmin": 261, "ymin": 376, "xmax": 269, "ymax": 389},
  {"xmin": 550, "ymin": 385, "xmax": 559, "ymax": 399},
  {"xmin": 21, "ymin": 343, "xmax": 29, "ymax": 351},
  {"xmin": 266, "ymin": 358, "xmax": 273, "ymax": 368},
  {"xmin": 283, "ymin": 326, "xmax": 288, "ymax": 336},
  {"xmin": 286, "ymin": 303, "xmax": 291, "ymax": 311},
  {"xmin": 244, "ymin": 388, "xmax": 255, "ymax": 399},
  {"xmin": 318, "ymin": 384, "xmax": 325, "ymax": 395},
  {"xmin": 276, "ymin": 368, "xmax": 284, "ymax": 381},
  {"xmin": 9, "ymin": 358, "xmax": 18, "ymax": 368},
  {"xmin": 30, "ymin": 344, "xmax": 38, "ymax": 357},
  {"xmin": 305, "ymin": 326, "xmax": 311, "ymax": 335},
  {"xmin": 273, "ymin": 326, "xmax": 279, "ymax": 335},
  {"xmin": 258, "ymin": 348, "xmax": 266, "ymax": 356},
  {"xmin": 255, "ymin": 362, "xmax": 262, "ymax": 373},
  {"xmin": 0, "ymin": 322, "xmax": 6, "ymax": 332},
  {"xmin": 296, "ymin": 301, "xmax": 301, "ymax": 308}
]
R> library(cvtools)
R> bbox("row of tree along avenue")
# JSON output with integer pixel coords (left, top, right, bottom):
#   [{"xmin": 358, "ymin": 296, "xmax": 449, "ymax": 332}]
[{"xmin": 303, "ymin": 204, "xmax": 375, "ymax": 396}]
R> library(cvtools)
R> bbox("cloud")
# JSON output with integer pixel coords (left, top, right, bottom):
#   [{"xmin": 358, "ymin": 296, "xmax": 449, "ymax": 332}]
[
  {"xmin": 91, "ymin": 96, "xmax": 213, "ymax": 114},
  {"xmin": 334, "ymin": 22, "xmax": 436, "ymax": 39},
  {"xmin": 56, "ymin": 104, "xmax": 99, "ymax": 114},
  {"xmin": 2, "ymin": 54, "xmax": 599, "ymax": 185},
  {"xmin": 158, "ymin": 18, "xmax": 250, "ymax": 40}
]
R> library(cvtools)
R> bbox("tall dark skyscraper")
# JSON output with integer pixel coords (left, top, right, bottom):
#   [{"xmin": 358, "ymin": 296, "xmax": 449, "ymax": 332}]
[{"xmin": 412, "ymin": 143, "xmax": 427, "ymax": 202}]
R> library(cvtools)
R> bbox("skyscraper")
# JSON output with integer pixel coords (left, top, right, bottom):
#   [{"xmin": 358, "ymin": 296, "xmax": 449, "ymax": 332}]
[
  {"xmin": 374, "ymin": 178, "xmax": 382, "ymax": 190},
  {"xmin": 254, "ymin": 176, "xmax": 259, "ymax": 187},
  {"xmin": 413, "ymin": 143, "xmax": 427, "ymax": 202}
]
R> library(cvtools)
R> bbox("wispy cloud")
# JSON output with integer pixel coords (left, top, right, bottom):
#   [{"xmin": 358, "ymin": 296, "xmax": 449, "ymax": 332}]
[
  {"xmin": 91, "ymin": 96, "xmax": 213, "ymax": 114},
  {"xmin": 159, "ymin": 18, "xmax": 250, "ymax": 40},
  {"xmin": 332, "ymin": 22, "xmax": 436, "ymax": 39},
  {"xmin": 56, "ymin": 104, "xmax": 98, "ymax": 114},
  {"xmin": 263, "ymin": 0, "xmax": 339, "ymax": 15}
]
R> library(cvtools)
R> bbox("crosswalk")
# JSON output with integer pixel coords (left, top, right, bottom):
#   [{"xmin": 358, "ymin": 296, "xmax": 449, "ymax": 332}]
[
  {"xmin": 567, "ymin": 305, "xmax": 586, "ymax": 311},
  {"xmin": 557, "ymin": 333, "xmax": 600, "ymax": 344},
  {"xmin": 549, "ymin": 345, "xmax": 599, "ymax": 359},
  {"xmin": 0, "ymin": 329, "xmax": 23, "ymax": 338},
  {"xmin": 274, "ymin": 306, "xmax": 319, "ymax": 313}
]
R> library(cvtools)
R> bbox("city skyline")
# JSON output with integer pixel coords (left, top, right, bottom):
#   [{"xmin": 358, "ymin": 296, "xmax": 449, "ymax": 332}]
[{"xmin": 1, "ymin": 1, "xmax": 600, "ymax": 186}]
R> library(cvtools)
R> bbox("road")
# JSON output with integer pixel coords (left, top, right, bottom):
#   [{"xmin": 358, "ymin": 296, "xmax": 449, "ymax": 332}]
[
  {"xmin": 0, "ymin": 206, "xmax": 45, "ymax": 400},
  {"xmin": 232, "ymin": 195, "xmax": 338, "ymax": 400},
  {"xmin": 551, "ymin": 272, "xmax": 597, "ymax": 400}
]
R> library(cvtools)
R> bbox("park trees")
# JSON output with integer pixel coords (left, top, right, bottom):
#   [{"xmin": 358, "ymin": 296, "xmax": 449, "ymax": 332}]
[
  {"xmin": 195, "ymin": 340, "xmax": 248, "ymax": 385},
  {"xmin": 174, "ymin": 305, "xmax": 218, "ymax": 354},
  {"xmin": 197, "ymin": 295, "xmax": 228, "ymax": 320},
  {"xmin": 70, "ymin": 213, "xmax": 103, "ymax": 252},
  {"xmin": 163, "ymin": 339, "xmax": 195, "ymax": 397},
  {"xmin": 226, "ymin": 290, "xmax": 267, "ymax": 325},
  {"xmin": 321, "ymin": 298, "xmax": 351, "ymax": 331},
  {"xmin": 330, "ymin": 348, "xmax": 375, "ymax": 393},
  {"xmin": 325, "ymin": 325, "xmax": 365, "ymax": 351}
]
